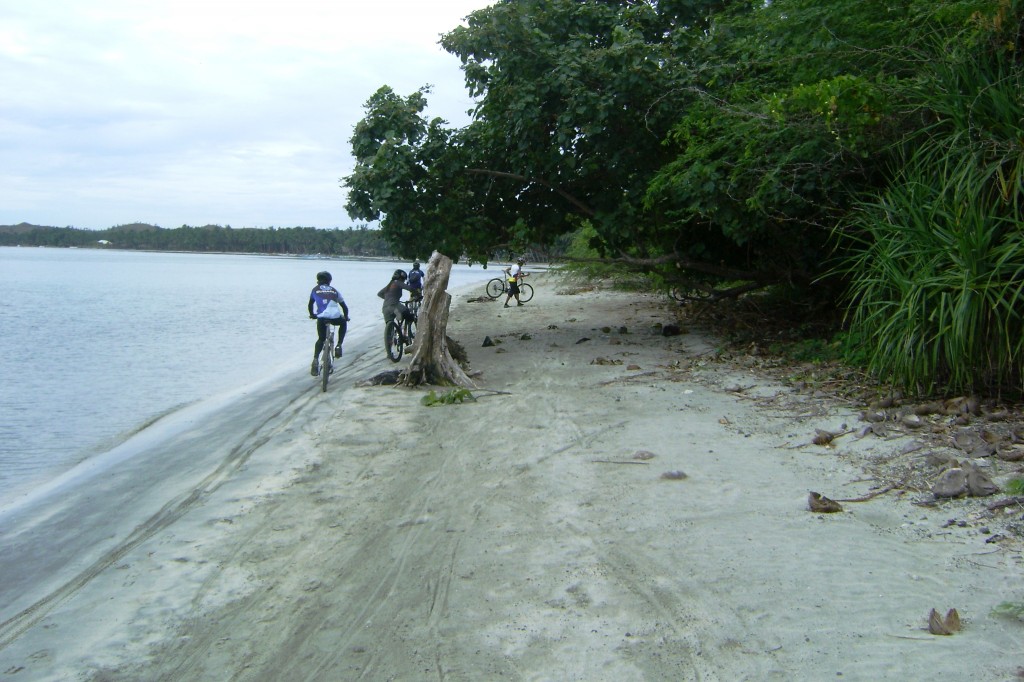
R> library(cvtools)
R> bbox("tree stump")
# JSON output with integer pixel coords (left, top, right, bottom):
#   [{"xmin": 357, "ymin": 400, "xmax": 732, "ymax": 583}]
[{"xmin": 399, "ymin": 251, "xmax": 476, "ymax": 388}]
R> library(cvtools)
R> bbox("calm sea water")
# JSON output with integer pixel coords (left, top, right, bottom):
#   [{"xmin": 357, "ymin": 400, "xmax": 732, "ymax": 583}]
[{"xmin": 0, "ymin": 247, "xmax": 493, "ymax": 505}]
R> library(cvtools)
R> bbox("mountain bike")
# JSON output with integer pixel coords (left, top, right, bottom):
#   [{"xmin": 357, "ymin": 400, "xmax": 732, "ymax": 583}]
[
  {"xmin": 319, "ymin": 324, "xmax": 337, "ymax": 392},
  {"xmin": 484, "ymin": 274, "xmax": 534, "ymax": 302},
  {"xmin": 407, "ymin": 294, "xmax": 422, "ymax": 319},
  {"xmin": 385, "ymin": 303, "xmax": 418, "ymax": 362}
]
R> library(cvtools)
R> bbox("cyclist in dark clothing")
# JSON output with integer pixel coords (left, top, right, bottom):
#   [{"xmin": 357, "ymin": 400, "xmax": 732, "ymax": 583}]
[
  {"xmin": 308, "ymin": 271, "xmax": 349, "ymax": 376},
  {"xmin": 407, "ymin": 261, "xmax": 425, "ymax": 299},
  {"xmin": 377, "ymin": 269, "xmax": 417, "ymax": 343}
]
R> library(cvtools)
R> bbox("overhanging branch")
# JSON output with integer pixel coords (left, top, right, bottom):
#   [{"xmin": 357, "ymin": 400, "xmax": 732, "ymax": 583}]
[
  {"xmin": 614, "ymin": 252, "xmax": 773, "ymax": 282},
  {"xmin": 465, "ymin": 168, "xmax": 596, "ymax": 217},
  {"xmin": 563, "ymin": 251, "xmax": 811, "ymax": 295}
]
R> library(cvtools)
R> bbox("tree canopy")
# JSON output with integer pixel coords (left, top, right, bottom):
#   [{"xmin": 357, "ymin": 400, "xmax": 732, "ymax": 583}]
[{"xmin": 345, "ymin": 1, "xmax": 989, "ymax": 273}]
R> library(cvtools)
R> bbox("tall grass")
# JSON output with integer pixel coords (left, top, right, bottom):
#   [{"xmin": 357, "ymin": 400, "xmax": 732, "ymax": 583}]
[{"xmin": 838, "ymin": 18, "xmax": 1024, "ymax": 396}]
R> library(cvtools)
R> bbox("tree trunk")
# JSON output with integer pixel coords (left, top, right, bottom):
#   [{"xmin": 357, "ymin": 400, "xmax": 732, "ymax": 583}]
[{"xmin": 399, "ymin": 251, "xmax": 475, "ymax": 388}]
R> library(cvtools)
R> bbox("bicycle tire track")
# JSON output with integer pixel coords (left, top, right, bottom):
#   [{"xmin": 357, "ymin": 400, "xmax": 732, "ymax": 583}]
[{"xmin": 0, "ymin": 387, "xmax": 319, "ymax": 651}]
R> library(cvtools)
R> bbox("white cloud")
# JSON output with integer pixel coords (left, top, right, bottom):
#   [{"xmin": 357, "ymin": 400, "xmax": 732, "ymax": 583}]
[{"xmin": 0, "ymin": 0, "xmax": 489, "ymax": 229}]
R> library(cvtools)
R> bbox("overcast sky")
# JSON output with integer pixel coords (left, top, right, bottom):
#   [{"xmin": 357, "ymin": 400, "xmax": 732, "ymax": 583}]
[{"xmin": 0, "ymin": 0, "xmax": 493, "ymax": 230}]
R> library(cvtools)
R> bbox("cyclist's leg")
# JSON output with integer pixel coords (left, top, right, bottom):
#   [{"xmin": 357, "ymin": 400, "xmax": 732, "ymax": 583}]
[
  {"xmin": 402, "ymin": 305, "xmax": 416, "ymax": 345},
  {"xmin": 396, "ymin": 303, "xmax": 411, "ymax": 340},
  {"xmin": 332, "ymin": 317, "xmax": 347, "ymax": 357},
  {"xmin": 383, "ymin": 307, "xmax": 403, "ymax": 361},
  {"xmin": 383, "ymin": 304, "xmax": 399, "ymax": 339},
  {"xmin": 505, "ymin": 281, "xmax": 519, "ymax": 307},
  {"xmin": 314, "ymin": 318, "xmax": 328, "ymax": 357},
  {"xmin": 312, "ymin": 318, "xmax": 327, "ymax": 375}
]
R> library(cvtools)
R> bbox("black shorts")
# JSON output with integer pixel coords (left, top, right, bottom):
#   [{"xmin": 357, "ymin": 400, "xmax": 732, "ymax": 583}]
[{"xmin": 317, "ymin": 316, "xmax": 347, "ymax": 340}]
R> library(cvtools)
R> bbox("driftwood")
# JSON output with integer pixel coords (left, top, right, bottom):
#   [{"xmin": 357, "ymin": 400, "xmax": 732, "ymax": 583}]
[
  {"xmin": 986, "ymin": 496, "xmax": 1024, "ymax": 511},
  {"xmin": 835, "ymin": 483, "xmax": 899, "ymax": 503},
  {"xmin": 399, "ymin": 251, "xmax": 476, "ymax": 388}
]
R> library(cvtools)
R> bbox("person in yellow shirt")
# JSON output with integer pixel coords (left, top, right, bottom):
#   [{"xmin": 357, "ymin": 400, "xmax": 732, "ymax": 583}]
[{"xmin": 504, "ymin": 258, "xmax": 527, "ymax": 308}]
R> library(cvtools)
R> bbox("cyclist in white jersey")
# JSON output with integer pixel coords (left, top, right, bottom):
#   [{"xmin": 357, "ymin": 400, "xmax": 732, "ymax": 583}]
[{"xmin": 308, "ymin": 271, "xmax": 349, "ymax": 376}]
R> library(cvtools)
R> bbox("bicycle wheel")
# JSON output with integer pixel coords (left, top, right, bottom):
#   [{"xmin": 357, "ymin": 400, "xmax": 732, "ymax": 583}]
[
  {"xmin": 519, "ymin": 283, "xmax": 534, "ymax": 303},
  {"xmin": 485, "ymin": 278, "xmax": 505, "ymax": 299},
  {"xmin": 320, "ymin": 333, "xmax": 332, "ymax": 392},
  {"xmin": 385, "ymin": 320, "xmax": 403, "ymax": 362}
]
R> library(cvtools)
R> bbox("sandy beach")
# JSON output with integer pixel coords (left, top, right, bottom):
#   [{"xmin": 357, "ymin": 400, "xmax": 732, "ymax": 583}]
[{"xmin": 2, "ymin": 272, "xmax": 1024, "ymax": 681}]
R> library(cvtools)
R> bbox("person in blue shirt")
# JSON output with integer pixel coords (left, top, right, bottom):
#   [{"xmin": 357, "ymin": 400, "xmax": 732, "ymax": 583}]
[
  {"xmin": 308, "ymin": 271, "xmax": 349, "ymax": 376},
  {"xmin": 407, "ymin": 261, "xmax": 425, "ymax": 299}
]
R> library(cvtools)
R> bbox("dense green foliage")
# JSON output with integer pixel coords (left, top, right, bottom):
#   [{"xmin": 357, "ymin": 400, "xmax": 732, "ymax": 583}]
[
  {"xmin": 0, "ymin": 222, "xmax": 393, "ymax": 256},
  {"xmin": 346, "ymin": 0, "xmax": 1024, "ymax": 396},
  {"xmin": 345, "ymin": 0, "xmax": 939, "ymax": 276},
  {"xmin": 840, "ymin": 8, "xmax": 1024, "ymax": 395}
]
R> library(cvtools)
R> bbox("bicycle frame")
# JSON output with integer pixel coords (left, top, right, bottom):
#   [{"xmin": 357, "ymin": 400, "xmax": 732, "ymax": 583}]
[
  {"xmin": 320, "ymin": 325, "xmax": 335, "ymax": 391},
  {"xmin": 407, "ymin": 296, "xmax": 421, "ymax": 319},
  {"xmin": 385, "ymin": 300, "xmax": 418, "ymax": 363},
  {"xmin": 489, "ymin": 273, "xmax": 534, "ymax": 303}
]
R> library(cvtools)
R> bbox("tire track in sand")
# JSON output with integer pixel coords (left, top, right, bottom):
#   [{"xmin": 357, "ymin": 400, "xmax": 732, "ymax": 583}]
[{"xmin": 0, "ymin": 387, "xmax": 321, "ymax": 651}]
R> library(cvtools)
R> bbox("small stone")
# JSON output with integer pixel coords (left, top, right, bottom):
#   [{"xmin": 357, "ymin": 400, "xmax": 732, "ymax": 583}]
[
  {"xmin": 932, "ymin": 468, "xmax": 968, "ymax": 498},
  {"xmin": 966, "ymin": 468, "xmax": 999, "ymax": 497},
  {"xmin": 901, "ymin": 414, "xmax": 925, "ymax": 429}
]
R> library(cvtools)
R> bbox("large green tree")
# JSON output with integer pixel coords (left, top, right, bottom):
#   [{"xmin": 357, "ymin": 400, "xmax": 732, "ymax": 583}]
[
  {"xmin": 344, "ymin": 0, "xmax": 1017, "ymax": 289},
  {"xmin": 440, "ymin": 0, "xmax": 725, "ymax": 253},
  {"xmin": 346, "ymin": 1, "xmax": 729, "ymax": 263}
]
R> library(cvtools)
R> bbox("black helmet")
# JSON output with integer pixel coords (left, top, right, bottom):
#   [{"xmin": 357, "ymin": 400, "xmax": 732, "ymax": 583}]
[
  {"xmin": 316, "ymin": 271, "xmax": 332, "ymax": 283},
  {"xmin": 516, "ymin": 257, "xmax": 525, "ymax": 264},
  {"xmin": 393, "ymin": 269, "xmax": 407, "ymax": 281},
  {"xmin": 413, "ymin": 261, "xmax": 420, "ymax": 268}
]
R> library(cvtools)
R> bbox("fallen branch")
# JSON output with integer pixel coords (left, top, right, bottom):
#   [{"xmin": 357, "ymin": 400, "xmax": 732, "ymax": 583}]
[
  {"xmin": 835, "ymin": 479, "xmax": 905, "ymax": 503},
  {"xmin": 471, "ymin": 389, "xmax": 513, "ymax": 398},
  {"xmin": 986, "ymin": 496, "xmax": 1024, "ymax": 511}
]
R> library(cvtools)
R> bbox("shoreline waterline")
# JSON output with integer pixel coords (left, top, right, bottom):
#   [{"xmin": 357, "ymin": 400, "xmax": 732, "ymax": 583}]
[
  {"xmin": 0, "ymin": 276, "xmax": 489, "ymax": 519},
  {"xmin": 0, "ymin": 247, "xmax": 498, "ymax": 506}
]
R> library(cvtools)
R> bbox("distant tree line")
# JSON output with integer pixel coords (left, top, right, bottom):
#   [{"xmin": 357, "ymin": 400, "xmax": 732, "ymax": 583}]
[{"xmin": 0, "ymin": 223, "xmax": 394, "ymax": 257}]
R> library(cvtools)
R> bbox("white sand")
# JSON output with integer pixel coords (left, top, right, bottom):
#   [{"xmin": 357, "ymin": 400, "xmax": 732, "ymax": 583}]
[{"xmin": 2, "ymin": 273, "xmax": 1023, "ymax": 681}]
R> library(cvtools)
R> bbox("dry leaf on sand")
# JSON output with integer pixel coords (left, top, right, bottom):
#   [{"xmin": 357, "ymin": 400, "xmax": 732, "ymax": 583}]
[
  {"xmin": 928, "ymin": 608, "xmax": 962, "ymax": 635},
  {"xmin": 808, "ymin": 491, "xmax": 843, "ymax": 513}
]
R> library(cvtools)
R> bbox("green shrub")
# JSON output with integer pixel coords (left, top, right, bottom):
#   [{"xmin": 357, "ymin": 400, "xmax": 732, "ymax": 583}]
[
  {"xmin": 837, "ymin": 33, "xmax": 1024, "ymax": 396},
  {"xmin": 1004, "ymin": 478, "xmax": 1024, "ymax": 496}
]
